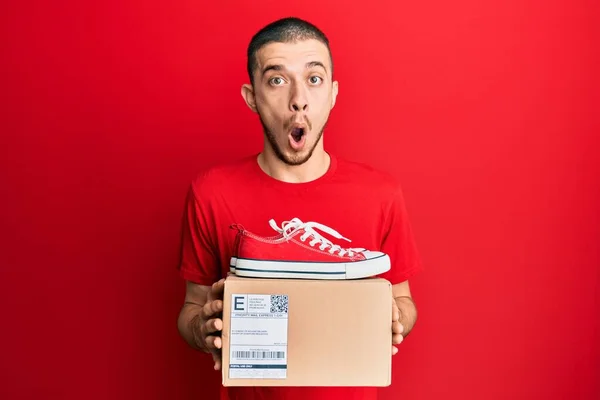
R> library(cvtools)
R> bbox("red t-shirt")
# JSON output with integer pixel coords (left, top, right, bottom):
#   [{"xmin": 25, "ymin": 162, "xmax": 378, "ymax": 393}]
[{"xmin": 178, "ymin": 153, "xmax": 422, "ymax": 400}]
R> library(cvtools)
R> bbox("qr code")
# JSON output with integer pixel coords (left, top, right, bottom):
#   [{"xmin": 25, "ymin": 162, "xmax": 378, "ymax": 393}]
[{"xmin": 270, "ymin": 295, "xmax": 288, "ymax": 313}]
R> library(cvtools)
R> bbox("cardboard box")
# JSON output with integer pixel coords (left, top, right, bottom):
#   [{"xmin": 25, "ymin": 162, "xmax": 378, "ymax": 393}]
[{"xmin": 221, "ymin": 275, "xmax": 392, "ymax": 387}]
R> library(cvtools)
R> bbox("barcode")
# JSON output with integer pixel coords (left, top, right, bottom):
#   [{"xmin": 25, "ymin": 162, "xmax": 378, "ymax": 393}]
[
  {"xmin": 232, "ymin": 351, "xmax": 285, "ymax": 359},
  {"xmin": 270, "ymin": 295, "xmax": 288, "ymax": 313}
]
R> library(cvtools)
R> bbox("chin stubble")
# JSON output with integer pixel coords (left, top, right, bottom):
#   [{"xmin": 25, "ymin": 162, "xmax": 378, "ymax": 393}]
[{"xmin": 258, "ymin": 113, "xmax": 326, "ymax": 167}]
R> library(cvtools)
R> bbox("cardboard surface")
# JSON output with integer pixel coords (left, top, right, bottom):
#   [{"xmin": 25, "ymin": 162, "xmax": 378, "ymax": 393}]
[{"xmin": 222, "ymin": 275, "xmax": 392, "ymax": 387}]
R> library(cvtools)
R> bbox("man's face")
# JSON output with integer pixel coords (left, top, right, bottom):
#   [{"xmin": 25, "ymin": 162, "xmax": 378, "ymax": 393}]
[{"xmin": 243, "ymin": 39, "xmax": 338, "ymax": 166}]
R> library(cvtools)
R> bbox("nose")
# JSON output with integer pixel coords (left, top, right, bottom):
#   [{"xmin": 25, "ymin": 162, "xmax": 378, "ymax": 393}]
[
  {"xmin": 292, "ymin": 102, "xmax": 307, "ymax": 112},
  {"xmin": 289, "ymin": 82, "xmax": 308, "ymax": 112}
]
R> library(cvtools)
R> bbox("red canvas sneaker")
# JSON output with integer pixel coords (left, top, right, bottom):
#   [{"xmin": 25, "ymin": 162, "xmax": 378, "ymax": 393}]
[{"xmin": 229, "ymin": 218, "xmax": 390, "ymax": 279}]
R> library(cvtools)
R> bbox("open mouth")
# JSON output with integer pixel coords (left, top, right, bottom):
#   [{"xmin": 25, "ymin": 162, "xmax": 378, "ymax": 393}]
[{"xmin": 291, "ymin": 127, "xmax": 305, "ymax": 143}]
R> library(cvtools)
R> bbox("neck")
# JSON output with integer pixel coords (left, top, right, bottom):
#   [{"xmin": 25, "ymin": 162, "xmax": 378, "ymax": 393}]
[{"xmin": 258, "ymin": 145, "xmax": 331, "ymax": 184}]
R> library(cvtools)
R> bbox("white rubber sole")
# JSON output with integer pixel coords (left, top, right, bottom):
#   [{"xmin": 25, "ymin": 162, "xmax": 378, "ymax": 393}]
[{"xmin": 229, "ymin": 255, "xmax": 390, "ymax": 280}]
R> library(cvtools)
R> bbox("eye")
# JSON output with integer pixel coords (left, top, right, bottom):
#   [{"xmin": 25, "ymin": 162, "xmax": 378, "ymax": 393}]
[
  {"xmin": 269, "ymin": 77, "xmax": 285, "ymax": 86},
  {"xmin": 309, "ymin": 76, "xmax": 323, "ymax": 85}
]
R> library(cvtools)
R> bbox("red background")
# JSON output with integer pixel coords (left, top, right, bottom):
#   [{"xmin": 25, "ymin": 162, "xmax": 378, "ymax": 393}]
[{"xmin": 1, "ymin": 1, "xmax": 598, "ymax": 399}]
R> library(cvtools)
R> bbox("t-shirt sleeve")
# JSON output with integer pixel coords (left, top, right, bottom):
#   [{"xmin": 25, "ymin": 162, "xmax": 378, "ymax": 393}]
[
  {"xmin": 378, "ymin": 184, "xmax": 423, "ymax": 285},
  {"xmin": 177, "ymin": 180, "xmax": 221, "ymax": 286}
]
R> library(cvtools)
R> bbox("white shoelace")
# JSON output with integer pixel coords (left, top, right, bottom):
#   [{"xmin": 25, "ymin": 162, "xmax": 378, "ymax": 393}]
[{"xmin": 269, "ymin": 218, "xmax": 365, "ymax": 257}]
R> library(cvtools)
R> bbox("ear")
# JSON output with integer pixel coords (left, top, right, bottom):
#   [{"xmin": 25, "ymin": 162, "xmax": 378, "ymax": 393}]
[
  {"xmin": 331, "ymin": 80, "xmax": 339, "ymax": 109},
  {"xmin": 241, "ymin": 83, "xmax": 257, "ymax": 113}
]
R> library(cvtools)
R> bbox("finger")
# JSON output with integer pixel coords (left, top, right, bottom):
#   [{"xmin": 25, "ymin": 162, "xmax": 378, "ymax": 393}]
[
  {"xmin": 392, "ymin": 321, "xmax": 404, "ymax": 335},
  {"xmin": 213, "ymin": 299, "xmax": 223, "ymax": 314},
  {"xmin": 392, "ymin": 333, "xmax": 404, "ymax": 345},
  {"xmin": 201, "ymin": 318, "xmax": 223, "ymax": 336},
  {"xmin": 201, "ymin": 302, "xmax": 213, "ymax": 320},
  {"xmin": 212, "ymin": 350, "xmax": 222, "ymax": 370},
  {"xmin": 209, "ymin": 279, "xmax": 225, "ymax": 301},
  {"xmin": 392, "ymin": 346, "xmax": 398, "ymax": 355},
  {"xmin": 205, "ymin": 335, "xmax": 222, "ymax": 350},
  {"xmin": 201, "ymin": 299, "xmax": 223, "ymax": 320}
]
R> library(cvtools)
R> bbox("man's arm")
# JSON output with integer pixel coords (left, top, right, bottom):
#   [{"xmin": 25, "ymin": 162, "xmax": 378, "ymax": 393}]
[
  {"xmin": 177, "ymin": 279, "xmax": 225, "ymax": 369},
  {"xmin": 177, "ymin": 281, "xmax": 210, "ymax": 351},
  {"xmin": 391, "ymin": 280, "xmax": 418, "ymax": 354}
]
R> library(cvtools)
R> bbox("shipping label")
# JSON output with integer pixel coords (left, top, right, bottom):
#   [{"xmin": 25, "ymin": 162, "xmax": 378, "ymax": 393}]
[{"xmin": 229, "ymin": 294, "xmax": 289, "ymax": 379}]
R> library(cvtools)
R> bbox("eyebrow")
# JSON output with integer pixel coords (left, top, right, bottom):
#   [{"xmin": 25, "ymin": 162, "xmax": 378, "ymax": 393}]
[{"xmin": 261, "ymin": 61, "xmax": 328, "ymax": 76}]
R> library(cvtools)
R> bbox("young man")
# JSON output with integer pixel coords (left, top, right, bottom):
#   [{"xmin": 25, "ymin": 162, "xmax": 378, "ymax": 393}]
[{"xmin": 177, "ymin": 17, "xmax": 422, "ymax": 400}]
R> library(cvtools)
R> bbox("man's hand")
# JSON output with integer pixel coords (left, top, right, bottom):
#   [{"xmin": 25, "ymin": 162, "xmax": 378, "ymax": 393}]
[
  {"xmin": 391, "ymin": 297, "xmax": 404, "ymax": 355},
  {"xmin": 391, "ymin": 280, "xmax": 418, "ymax": 355},
  {"xmin": 192, "ymin": 279, "xmax": 225, "ymax": 370},
  {"xmin": 178, "ymin": 278, "xmax": 226, "ymax": 370}
]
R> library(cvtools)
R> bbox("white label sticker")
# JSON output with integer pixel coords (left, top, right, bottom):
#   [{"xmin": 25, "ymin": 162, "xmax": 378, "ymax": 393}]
[{"xmin": 229, "ymin": 294, "xmax": 289, "ymax": 379}]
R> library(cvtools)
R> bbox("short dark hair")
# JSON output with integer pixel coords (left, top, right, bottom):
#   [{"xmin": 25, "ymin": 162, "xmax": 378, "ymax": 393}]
[{"xmin": 246, "ymin": 17, "xmax": 333, "ymax": 84}]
